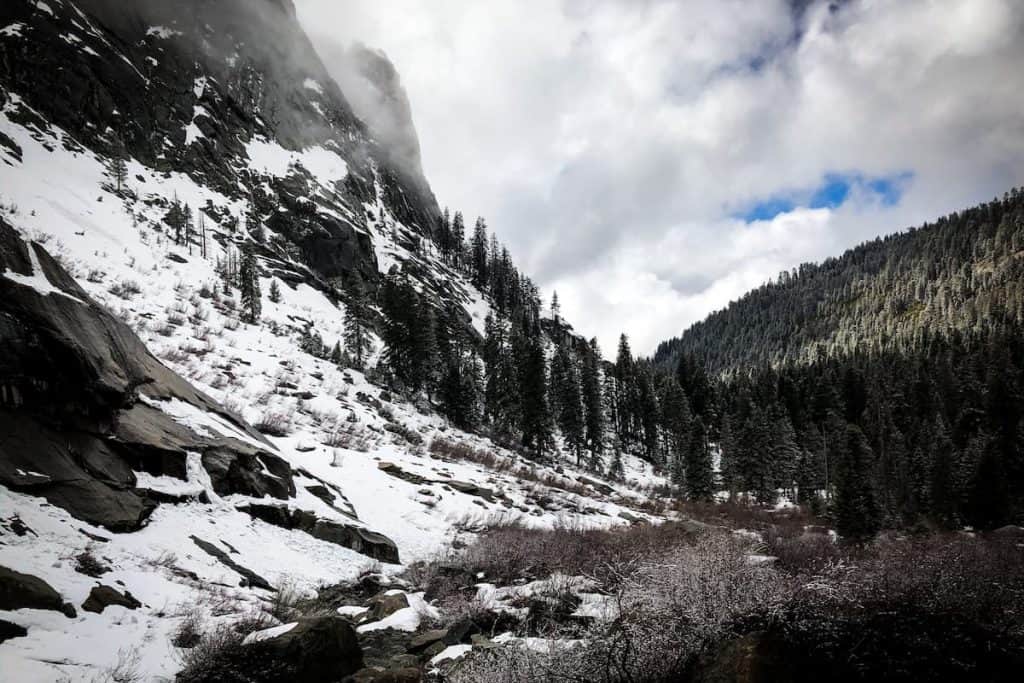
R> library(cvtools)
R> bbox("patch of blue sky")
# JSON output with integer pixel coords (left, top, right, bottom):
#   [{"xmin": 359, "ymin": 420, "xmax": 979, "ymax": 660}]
[{"xmin": 737, "ymin": 171, "xmax": 913, "ymax": 222}]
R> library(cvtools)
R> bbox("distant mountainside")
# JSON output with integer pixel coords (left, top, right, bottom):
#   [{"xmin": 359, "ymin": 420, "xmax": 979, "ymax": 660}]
[{"xmin": 655, "ymin": 190, "xmax": 1024, "ymax": 375}]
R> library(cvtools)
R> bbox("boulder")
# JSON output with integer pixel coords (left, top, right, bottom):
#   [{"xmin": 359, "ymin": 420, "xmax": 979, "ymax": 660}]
[
  {"xmin": 81, "ymin": 584, "xmax": 142, "ymax": 613},
  {"xmin": 0, "ymin": 619, "xmax": 28, "ymax": 644},
  {"xmin": 365, "ymin": 592, "xmax": 409, "ymax": 622},
  {"xmin": 406, "ymin": 628, "xmax": 447, "ymax": 654},
  {"xmin": 245, "ymin": 616, "xmax": 363, "ymax": 682},
  {"xmin": 0, "ymin": 565, "xmax": 76, "ymax": 617},
  {"xmin": 202, "ymin": 448, "xmax": 295, "ymax": 499}
]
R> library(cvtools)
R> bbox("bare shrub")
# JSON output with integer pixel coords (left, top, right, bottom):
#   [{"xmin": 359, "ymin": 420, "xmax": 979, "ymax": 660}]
[
  {"xmin": 108, "ymin": 280, "xmax": 142, "ymax": 300},
  {"xmin": 324, "ymin": 422, "xmax": 371, "ymax": 452},
  {"xmin": 385, "ymin": 421, "xmax": 423, "ymax": 446},
  {"xmin": 147, "ymin": 550, "xmax": 180, "ymax": 570},
  {"xmin": 450, "ymin": 533, "xmax": 788, "ymax": 683},
  {"xmin": 172, "ymin": 607, "xmax": 205, "ymax": 649},
  {"xmin": 175, "ymin": 612, "xmax": 292, "ymax": 683},
  {"xmin": 264, "ymin": 580, "xmax": 303, "ymax": 623},
  {"xmin": 254, "ymin": 409, "xmax": 293, "ymax": 437},
  {"xmin": 94, "ymin": 647, "xmax": 143, "ymax": 683},
  {"xmin": 74, "ymin": 544, "xmax": 110, "ymax": 577},
  {"xmin": 430, "ymin": 437, "xmax": 509, "ymax": 472}
]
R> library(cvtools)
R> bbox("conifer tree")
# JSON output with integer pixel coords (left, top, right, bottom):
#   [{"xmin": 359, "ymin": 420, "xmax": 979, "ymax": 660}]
[
  {"xmin": 471, "ymin": 217, "xmax": 489, "ymax": 290},
  {"xmin": 834, "ymin": 425, "xmax": 882, "ymax": 539},
  {"xmin": 685, "ymin": 417, "xmax": 714, "ymax": 500},
  {"xmin": 552, "ymin": 342, "xmax": 585, "ymax": 464},
  {"xmin": 582, "ymin": 337, "xmax": 606, "ymax": 461},
  {"xmin": 109, "ymin": 154, "xmax": 127, "ymax": 194},
  {"xmin": 238, "ymin": 251, "xmax": 261, "ymax": 324},
  {"xmin": 517, "ymin": 324, "xmax": 552, "ymax": 457},
  {"xmin": 268, "ymin": 279, "xmax": 282, "ymax": 303},
  {"xmin": 450, "ymin": 211, "xmax": 466, "ymax": 269},
  {"xmin": 343, "ymin": 272, "xmax": 373, "ymax": 370}
]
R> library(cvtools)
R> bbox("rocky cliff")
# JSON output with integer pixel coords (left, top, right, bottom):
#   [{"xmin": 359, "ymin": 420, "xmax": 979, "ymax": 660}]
[{"xmin": 0, "ymin": 0, "xmax": 439, "ymax": 287}]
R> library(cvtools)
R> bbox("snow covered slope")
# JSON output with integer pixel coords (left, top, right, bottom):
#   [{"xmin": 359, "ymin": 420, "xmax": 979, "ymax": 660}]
[{"xmin": 0, "ymin": 1, "xmax": 668, "ymax": 679}]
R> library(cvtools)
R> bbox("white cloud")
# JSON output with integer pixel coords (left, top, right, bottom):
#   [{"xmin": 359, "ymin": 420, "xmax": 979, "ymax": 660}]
[{"xmin": 296, "ymin": 0, "xmax": 1024, "ymax": 354}]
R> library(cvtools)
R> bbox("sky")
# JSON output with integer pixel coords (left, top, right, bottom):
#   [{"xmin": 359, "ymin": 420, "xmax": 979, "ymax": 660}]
[{"xmin": 295, "ymin": 0, "xmax": 1024, "ymax": 356}]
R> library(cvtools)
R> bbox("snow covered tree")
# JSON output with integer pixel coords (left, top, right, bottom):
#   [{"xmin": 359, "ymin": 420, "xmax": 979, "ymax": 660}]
[
  {"xmin": 471, "ymin": 217, "xmax": 489, "ymax": 290},
  {"xmin": 268, "ymin": 279, "xmax": 282, "ymax": 303}
]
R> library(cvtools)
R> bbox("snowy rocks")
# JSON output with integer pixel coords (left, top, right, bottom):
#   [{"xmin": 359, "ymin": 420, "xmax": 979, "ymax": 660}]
[
  {"xmin": 201, "ymin": 448, "xmax": 295, "ymax": 499},
  {"xmin": 0, "ymin": 565, "xmax": 77, "ymax": 618},
  {"xmin": 189, "ymin": 535, "xmax": 274, "ymax": 591},
  {"xmin": 0, "ymin": 619, "xmax": 28, "ymax": 644},
  {"xmin": 81, "ymin": 584, "xmax": 142, "ymax": 614},
  {"xmin": 0, "ymin": 219, "xmax": 301, "ymax": 531},
  {"xmin": 405, "ymin": 628, "xmax": 448, "ymax": 654},
  {"xmin": 237, "ymin": 503, "xmax": 400, "ymax": 563},
  {"xmin": 365, "ymin": 592, "xmax": 409, "ymax": 622},
  {"xmin": 243, "ymin": 615, "xmax": 363, "ymax": 683}
]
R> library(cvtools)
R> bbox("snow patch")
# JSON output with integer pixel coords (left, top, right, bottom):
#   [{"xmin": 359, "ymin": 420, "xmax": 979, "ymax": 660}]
[{"xmin": 242, "ymin": 622, "xmax": 297, "ymax": 645}]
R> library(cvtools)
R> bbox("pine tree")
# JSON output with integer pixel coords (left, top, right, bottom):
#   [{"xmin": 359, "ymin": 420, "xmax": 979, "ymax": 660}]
[
  {"xmin": 238, "ymin": 250, "xmax": 262, "ymax": 324},
  {"xmin": 582, "ymin": 337, "xmax": 606, "ymax": 462},
  {"xmin": 167, "ymin": 194, "xmax": 185, "ymax": 245},
  {"xmin": 660, "ymin": 378, "xmax": 691, "ymax": 486},
  {"xmin": 440, "ymin": 350, "xmax": 480, "ymax": 431},
  {"xmin": 834, "ymin": 425, "xmax": 882, "ymax": 539},
  {"xmin": 450, "ymin": 211, "xmax": 466, "ymax": 270},
  {"xmin": 268, "ymin": 279, "xmax": 282, "ymax": 303},
  {"xmin": 109, "ymin": 154, "xmax": 127, "ymax": 194},
  {"xmin": 685, "ymin": 417, "xmax": 714, "ymax": 500},
  {"xmin": 330, "ymin": 341, "xmax": 343, "ymax": 365},
  {"xmin": 552, "ymin": 342, "xmax": 585, "ymax": 464},
  {"xmin": 614, "ymin": 334, "xmax": 635, "ymax": 444},
  {"xmin": 518, "ymin": 328, "xmax": 552, "ymax": 457},
  {"xmin": 471, "ymin": 217, "xmax": 489, "ymax": 290},
  {"xmin": 343, "ymin": 272, "xmax": 373, "ymax": 370}
]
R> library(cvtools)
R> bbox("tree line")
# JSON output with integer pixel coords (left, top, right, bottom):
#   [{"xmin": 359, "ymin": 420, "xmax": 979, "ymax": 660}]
[{"xmin": 655, "ymin": 188, "xmax": 1024, "ymax": 535}]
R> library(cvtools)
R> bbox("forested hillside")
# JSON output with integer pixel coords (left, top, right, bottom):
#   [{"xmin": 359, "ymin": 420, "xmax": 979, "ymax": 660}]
[
  {"xmin": 655, "ymin": 189, "xmax": 1024, "ymax": 374},
  {"xmin": 648, "ymin": 190, "xmax": 1024, "ymax": 534}
]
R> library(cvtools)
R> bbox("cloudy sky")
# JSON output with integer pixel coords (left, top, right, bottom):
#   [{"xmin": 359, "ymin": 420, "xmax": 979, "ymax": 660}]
[{"xmin": 296, "ymin": 0, "xmax": 1024, "ymax": 355}]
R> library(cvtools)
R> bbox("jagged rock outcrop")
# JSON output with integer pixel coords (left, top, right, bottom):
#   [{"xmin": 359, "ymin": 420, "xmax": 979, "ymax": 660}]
[
  {"xmin": 0, "ymin": 0, "xmax": 440, "ymax": 290},
  {"xmin": 0, "ymin": 218, "xmax": 291, "ymax": 530}
]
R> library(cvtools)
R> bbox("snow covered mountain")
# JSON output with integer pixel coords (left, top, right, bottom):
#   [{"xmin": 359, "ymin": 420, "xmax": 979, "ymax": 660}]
[{"xmin": 0, "ymin": 1, "xmax": 665, "ymax": 680}]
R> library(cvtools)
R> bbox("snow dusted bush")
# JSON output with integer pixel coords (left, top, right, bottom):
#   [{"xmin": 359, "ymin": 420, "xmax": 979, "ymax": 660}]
[
  {"xmin": 108, "ymin": 279, "xmax": 141, "ymax": 299},
  {"xmin": 450, "ymin": 532, "xmax": 788, "ymax": 683}
]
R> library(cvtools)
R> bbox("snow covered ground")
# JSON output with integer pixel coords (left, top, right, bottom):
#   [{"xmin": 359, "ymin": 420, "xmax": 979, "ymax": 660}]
[{"xmin": 0, "ymin": 88, "xmax": 667, "ymax": 681}]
